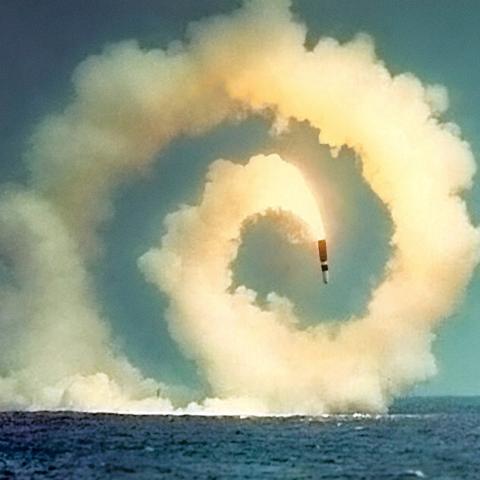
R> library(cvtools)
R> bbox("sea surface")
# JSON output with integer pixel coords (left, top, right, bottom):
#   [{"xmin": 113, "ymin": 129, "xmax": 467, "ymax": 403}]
[{"xmin": 0, "ymin": 397, "xmax": 479, "ymax": 479}]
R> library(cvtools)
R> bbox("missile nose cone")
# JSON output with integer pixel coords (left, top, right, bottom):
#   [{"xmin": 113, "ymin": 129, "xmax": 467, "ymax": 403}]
[{"xmin": 322, "ymin": 269, "xmax": 329, "ymax": 284}]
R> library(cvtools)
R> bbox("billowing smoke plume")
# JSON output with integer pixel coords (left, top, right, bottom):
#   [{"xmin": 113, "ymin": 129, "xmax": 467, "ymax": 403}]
[
  {"xmin": 0, "ymin": 0, "xmax": 478, "ymax": 413},
  {"xmin": 140, "ymin": 154, "xmax": 327, "ymax": 413}
]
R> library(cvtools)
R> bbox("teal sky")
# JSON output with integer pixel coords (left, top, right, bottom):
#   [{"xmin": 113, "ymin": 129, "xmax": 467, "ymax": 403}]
[{"xmin": 1, "ymin": 0, "xmax": 479, "ymax": 396}]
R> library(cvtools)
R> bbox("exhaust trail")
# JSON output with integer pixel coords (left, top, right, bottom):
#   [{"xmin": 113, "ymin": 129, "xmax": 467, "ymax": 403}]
[
  {"xmin": 139, "ymin": 153, "xmax": 334, "ymax": 414},
  {"xmin": 0, "ymin": 0, "xmax": 478, "ymax": 413}
]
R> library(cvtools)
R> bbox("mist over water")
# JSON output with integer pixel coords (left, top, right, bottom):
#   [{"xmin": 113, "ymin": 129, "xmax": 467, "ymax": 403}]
[{"xmin": 0, "ymin": 0, "xmax": 478, "ymax": 414}]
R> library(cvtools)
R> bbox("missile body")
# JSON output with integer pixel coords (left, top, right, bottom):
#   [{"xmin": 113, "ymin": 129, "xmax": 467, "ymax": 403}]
[{"xmin": 317, "ymin": 239, "xmax": 329, "ymax": 284}]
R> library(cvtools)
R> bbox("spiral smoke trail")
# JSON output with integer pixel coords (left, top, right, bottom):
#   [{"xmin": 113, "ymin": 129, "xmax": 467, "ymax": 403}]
[{"xmin": 0, "ymin": 0, "xmax": 478, "ymax": 413}]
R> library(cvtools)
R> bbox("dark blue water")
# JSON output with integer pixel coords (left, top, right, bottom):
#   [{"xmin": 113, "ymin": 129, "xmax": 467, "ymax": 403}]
[{"xmin": 0, "ymin": 397, "xmax": 479, "ymax": 479}]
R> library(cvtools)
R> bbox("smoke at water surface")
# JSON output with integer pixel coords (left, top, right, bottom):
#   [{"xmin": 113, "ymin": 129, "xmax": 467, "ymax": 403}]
[{"xmin": 0, "ymin": 0, "xmax": 478, "ymax": 414}]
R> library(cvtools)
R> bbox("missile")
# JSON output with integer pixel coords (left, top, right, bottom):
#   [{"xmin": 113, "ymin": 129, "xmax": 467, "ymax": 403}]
[{"xmin": 317, "ymin": 239, "xmax": 329, "ymax": 284}]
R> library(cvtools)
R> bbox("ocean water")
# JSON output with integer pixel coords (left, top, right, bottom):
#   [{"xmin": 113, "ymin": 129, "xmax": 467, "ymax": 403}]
[{"xmin": 0, "ymin": 397, "xmax": 479, "ymax": 479}]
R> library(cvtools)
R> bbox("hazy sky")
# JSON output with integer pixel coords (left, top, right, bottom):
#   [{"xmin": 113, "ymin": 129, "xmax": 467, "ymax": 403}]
[{"xmin": 1, "ymin": 0, "xmax": 479, "ymax": 396}]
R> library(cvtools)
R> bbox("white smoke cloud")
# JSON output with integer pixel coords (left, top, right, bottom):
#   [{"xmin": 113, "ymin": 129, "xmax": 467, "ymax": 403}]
[
  {"xmin": 0, "ymin": 188, "xmax": 174, "ymax": 411},
  {"xmin": 0, "ymin": 0, "xmax": 478, "ymax": 413},
  {"xmin": 139, "ymin": 154, "xmax": 331, "ymax": 413}
]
